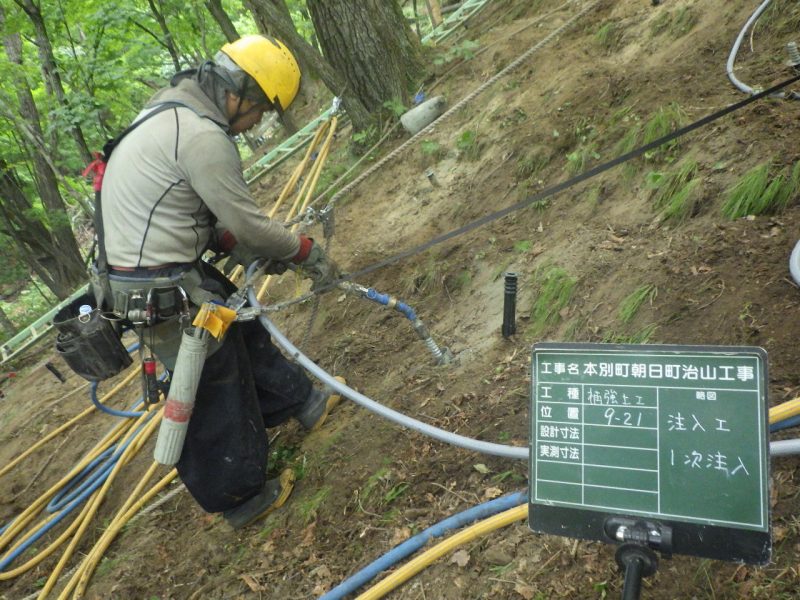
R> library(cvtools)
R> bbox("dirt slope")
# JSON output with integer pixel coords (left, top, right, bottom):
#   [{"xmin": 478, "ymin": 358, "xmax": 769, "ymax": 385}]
[{"xmin": 3, "ymin": 0, "xmax": 800, "ymax": 598}]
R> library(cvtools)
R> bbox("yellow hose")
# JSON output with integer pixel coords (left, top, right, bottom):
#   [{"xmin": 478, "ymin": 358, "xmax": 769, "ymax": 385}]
[
  {"xmin": 229, "ymin": 120, "xmax": 332, "ymax": 283},
  {"xmin": 72, "ymin": 466, "xmax": 178, "ymax": 598},
  {"xmin": 355, "ymin": 504, "xmax": 528, "ymax": 600},
  {"xmin": 257, "ymin": 116, "xmax": 339, "ymax": 301},
  {"xmin": 769, "ymin": 397, "xmax": 800, "ymax": 425},
  {"xmin": 44, "ymin": 412, "xmax": 160, "ymax": 600},
  {"xmin": 0, "ymin": 416, "xmax": 133, "ymax": 554},
  {"xmin": 0, "ymin": 370, "xmax": 138, "ymax": 479},
  {"xmin": 268, "ymin": 121, "xmax": 331, "ymax": 219}
]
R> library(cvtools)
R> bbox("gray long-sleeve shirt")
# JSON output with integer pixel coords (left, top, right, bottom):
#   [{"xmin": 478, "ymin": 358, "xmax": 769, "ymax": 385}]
[{"xmin": 102, "ymin": 78, "xmax": 299, "ymax": 267}]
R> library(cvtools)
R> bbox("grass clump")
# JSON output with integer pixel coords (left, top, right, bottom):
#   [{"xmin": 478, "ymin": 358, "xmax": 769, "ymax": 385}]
[
  {"xmin": 529, "ymin": 266, "xmax": 577, "ymax": 336},
  {"xmin": 419, "ymin": 139, "xmax": 447, "ymax": 161},
  {"xmin": 618, "ymin": 285, "xmax": 657, "ymax": 324},
  {"xmin": 722, "ymin": 161, "xmax": 800, "ymax": 219},
  {"xmin": 456, "ymin": 129, "xmax": 482, "ymax": 161},
  {"xmin": 603, "ymin": 324, "xmax": 658, "ymax": 344},
  {"xmin": 647, "ymin": 159, "xmax": 701, "ymax": 222},
  {"xmin": 642, "ymin": 102, "xmax": 687, "ymax": 161},
  {"xmin": 565, "ymin": 119, "xmax": 600, "ymax": 174},
  {"xmin": 516, "ymin": 149, "xmax": 552, "ymax": 181},
  {"xmin": 595, "ymin": 21, "xmax": 623, "ymax": 51},
  {"xmin": 402, "ymin": 255, "xmax": 445, "ymax": 297},
  {"xmin": 295, "ymin": 486, "xmax": 331, "ymax": 524},
  {"xmin": 650, "ymin": 7, "xmax": 698, "ymax": 38}
]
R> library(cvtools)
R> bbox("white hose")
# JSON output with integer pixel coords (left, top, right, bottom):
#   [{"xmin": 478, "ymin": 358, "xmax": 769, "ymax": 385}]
[
  {"xmin": 247, "ymin": 287, "xmax": 527, "ymax": 459},
  {"xmin": 726, "ymin": 0, "xmax": 795, "ymax": 99},
  {"xmin": 247, "ymin": 288, "xmax": 799, "ymax": 458},
  {"xmin": 789, "ymin": 240, "xmax": 800, "ymax": 286}
]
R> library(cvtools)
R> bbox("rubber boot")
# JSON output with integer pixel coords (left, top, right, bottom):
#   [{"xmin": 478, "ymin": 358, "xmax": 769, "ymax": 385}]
[
  {"xmin": 296, "ymin": 377, "xmax": 346, "ymax": 432},
  {"xmin": 223, "ymin": 468, "xmax": 295, "ymax": 530}
]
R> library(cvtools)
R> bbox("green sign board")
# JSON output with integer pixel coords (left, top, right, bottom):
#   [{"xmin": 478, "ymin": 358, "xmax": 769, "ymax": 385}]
[{"xmin": 529, "ymin": 343, "xmax": 770, "ymax": 564}]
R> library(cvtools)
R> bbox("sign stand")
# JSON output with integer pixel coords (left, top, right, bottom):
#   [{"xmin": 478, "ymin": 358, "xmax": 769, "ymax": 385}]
[{"xmin": 605, "ymin": 517, "xmax": 670, "ymax": 599}]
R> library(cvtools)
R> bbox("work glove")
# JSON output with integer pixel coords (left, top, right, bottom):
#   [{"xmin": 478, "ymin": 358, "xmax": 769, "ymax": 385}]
[
  {"xmin": 298, "ymin": 237, "xmax": 340, "ymax": 291},
  {"xmin": 217, "ymin": 230, "xmax": 289, "ymax": 276}
]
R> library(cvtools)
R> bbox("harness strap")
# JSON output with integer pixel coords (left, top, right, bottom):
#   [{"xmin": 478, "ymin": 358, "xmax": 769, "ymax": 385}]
[{"xmin": 89, "ymin": 101, "xmax": 188, "ymax": 309}]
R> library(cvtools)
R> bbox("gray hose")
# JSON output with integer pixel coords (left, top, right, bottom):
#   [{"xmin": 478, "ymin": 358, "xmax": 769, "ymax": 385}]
[{"xmin": 770, "ymin": 438, "xmax": 800, "ymax": 456}]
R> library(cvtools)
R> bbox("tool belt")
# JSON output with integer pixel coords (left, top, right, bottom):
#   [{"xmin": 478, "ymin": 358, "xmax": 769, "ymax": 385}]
[
  {"xmin": 106, "ymin": 264, "xmax": 208, "ymax": 326},
  {"xmin": 53, "ymin": 293, "xmax": 132, "ymax": 381}
]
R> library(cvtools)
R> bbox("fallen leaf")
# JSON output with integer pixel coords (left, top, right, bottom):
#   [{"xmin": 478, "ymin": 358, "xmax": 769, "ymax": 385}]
[
  {"xmin": 451, "ymin": 549, "xmax": 470, "ymax": 567},
  {"xmin": 300, "ymin": 522, "xmax": 317, "ymax": 547},
  {"xmin": 240, "ymin": 574, "xmax": 264, "ymax": 592},
  {"xmin": 483, "ymin": 487, "xmax": 503, "ymax": 499},
  {"xmin": 514, "ymin": 583, "xmax": 537, "ymax": 599},
  {"xmin": 390, "ymin": 527, "xmax": 412, "ymax": 545},
  {"xmin": 473, "ymin": 463, "xmax": 490, "ymax": 474}
]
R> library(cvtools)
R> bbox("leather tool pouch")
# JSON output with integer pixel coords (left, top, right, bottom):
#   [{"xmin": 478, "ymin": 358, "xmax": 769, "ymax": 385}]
[{"xmin": 53, "ymin": 293, "xmax": 132, "ymax": 381}]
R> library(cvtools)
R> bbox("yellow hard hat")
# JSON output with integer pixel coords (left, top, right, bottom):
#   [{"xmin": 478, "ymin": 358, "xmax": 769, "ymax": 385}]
[{"xmin": 221, "ymin": 35, "xmax": 301, "ymax": 112}]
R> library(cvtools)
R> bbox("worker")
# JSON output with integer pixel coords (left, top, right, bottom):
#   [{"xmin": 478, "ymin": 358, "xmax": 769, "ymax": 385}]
[{"xmin": 95, "ymin": 35, "xmax": 341, "ymax": 529}]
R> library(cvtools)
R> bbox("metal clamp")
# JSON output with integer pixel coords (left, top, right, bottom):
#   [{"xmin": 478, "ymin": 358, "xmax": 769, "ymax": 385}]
[{"xmin": 319, "ymin": 206, "xmax": 335, "ymax": 239}]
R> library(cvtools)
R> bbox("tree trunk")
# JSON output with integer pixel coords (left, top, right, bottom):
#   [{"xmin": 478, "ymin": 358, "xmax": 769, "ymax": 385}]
[
  {"xmin": 306, "ymin": 0, "xmax": 426, "ymax": 115},
  {"xmin": 15, "ymin": 0, "xmax": 93, "ymax": 165},
  {"xmin": 205, "ymin": 0, "xmax": 239, "ymax": 43},
  {"xmin": 245, "ymin": 0, "xmax": 292, "ymax": 38},
  {"xmin": 247, "ymin": 0, "xmax": 372, "ymax": 131},
  {"xmin": 0, "ymin": 304, "xmax": 18, "ymax": 339},
  {"xmin": 0, "ymin": 160, "xmax": 68, "ymax": 296},
  {"xmin": 1, "ymin": 17, "xmax": 88, "ymax": 298}
]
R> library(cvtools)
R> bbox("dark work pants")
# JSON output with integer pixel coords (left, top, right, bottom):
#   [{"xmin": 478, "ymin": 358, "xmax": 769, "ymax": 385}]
[{"xmin": 175, "ymin": 319, "xmax": 313, "ymax": 513}]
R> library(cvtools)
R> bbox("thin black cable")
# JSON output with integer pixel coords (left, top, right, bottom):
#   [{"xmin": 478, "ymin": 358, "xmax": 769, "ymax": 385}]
[{"xmin": 270, "ymin": 72, "xmax": 800, "ymax": 309}]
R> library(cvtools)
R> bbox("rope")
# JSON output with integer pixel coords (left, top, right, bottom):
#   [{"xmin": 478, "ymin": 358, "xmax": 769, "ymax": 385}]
[{"xmin": 320, "ymin": 0, "xmax": 600, "ymax": 213}]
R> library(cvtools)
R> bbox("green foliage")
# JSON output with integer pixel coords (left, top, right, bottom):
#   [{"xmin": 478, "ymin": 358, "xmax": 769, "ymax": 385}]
[
  {"xmin": 420, "ymin": 139, "xmax": 447, "ymax": 160},
  {"xmin": 432, "ymin": 39, "xmax": 480, "ymax": 66},
  {"xmin": 647, "ymin": 159, "xmax": 701, "ymax": 222},
  {"xmin": 618, "ymin": 285, "xmax": 656, "ymax": 324},
  {"xmin": 566, "ymin": 144, "xmax": 599, "ymax": 174},
  {"xmin": 456, "ymin": 129, "xmax": 481, "ymax": 161},
  {"xmin": 514, "ymin": 240, "xmax": 532, "ymax": 253},
  {"xmin": 447, "ymin": 270, "xmax": 472, "ymax": 293},
  {"xmin": 267, "ymin": 442, "xmax": 298, "ymax": 473},
  {"xmin": 720, "ymin": 161, "xmax": 800, "ymax": 219},
  {"xmin": 0, "ymin": 282, "xmax": 58, "ymax": 340},
  {"xmin": 361, "ymin": 466, "xmax": 391, "ymax": 503},
  {"xmin": 383, "ymin": 482, "xmax": 409, "ymax": 504},
  {"xmin": 402, "ymin": 255, "xmax": 445, "ymax": 297},
  {"xmin": 382, "ymin": 98, "xmax": 407, "ymax": 118},
  {"xmin": 529, "ymin": 266, "xmax": 577, "ymax": 336},
  {"xmin": 352, "ymin": 125, "xmax": 379, "ymax": 147}
]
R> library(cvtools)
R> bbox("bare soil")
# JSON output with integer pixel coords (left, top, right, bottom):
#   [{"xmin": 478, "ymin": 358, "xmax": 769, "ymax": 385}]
[{"xmin": 3, "ymin": 0, "xmax": 800, "ymax": 598}]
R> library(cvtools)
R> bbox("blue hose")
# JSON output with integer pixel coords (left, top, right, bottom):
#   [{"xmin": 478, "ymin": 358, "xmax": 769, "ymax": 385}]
[
  {"xmin": 365, "ymin": 288, "xmax": 417, "ymax": 321},
  {"xmin": 0, "ymin": 414, "xmax": 156, "ymax": 571},
  {"xmin": 90, "ymin": 381, "xmax": 145, "ymax": 418},
  {"xmin": 319, "ymin": 490, "xmax": 527, "ymax": 600},
  {"xmin": 771, "ymin": 414, "xmax": 800, "ymax": 433}
]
